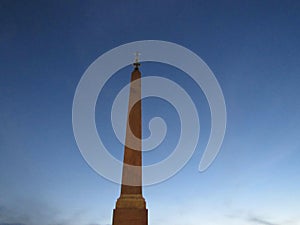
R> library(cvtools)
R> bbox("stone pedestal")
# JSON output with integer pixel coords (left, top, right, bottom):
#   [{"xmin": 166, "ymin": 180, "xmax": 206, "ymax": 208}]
[{"xmin": 113, "ymin": 194, "xmax": 148, "ymax": 225}]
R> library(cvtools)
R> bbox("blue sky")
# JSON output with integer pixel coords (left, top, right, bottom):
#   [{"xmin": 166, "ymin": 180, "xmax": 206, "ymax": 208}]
[{"xmin": 1, "ymin": 1, "xmax": 300, "ymax": 225}]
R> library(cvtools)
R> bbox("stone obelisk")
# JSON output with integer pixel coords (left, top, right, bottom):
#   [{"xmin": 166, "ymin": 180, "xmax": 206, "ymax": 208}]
[{"xmin": 112, "ymin": 55, "xmax": 148, "ymax": 225}]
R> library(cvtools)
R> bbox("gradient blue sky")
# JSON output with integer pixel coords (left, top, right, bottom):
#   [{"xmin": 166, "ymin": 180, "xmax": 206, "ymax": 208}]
[{"xmin": 1, "ymin": 1, "xmax": 300, "ymax": 225}]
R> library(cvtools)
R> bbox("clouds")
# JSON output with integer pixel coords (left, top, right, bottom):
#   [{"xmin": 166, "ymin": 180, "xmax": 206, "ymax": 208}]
[
  {"xmin": 226, "ymin": 209, "xmax": 300, "ymax": 225},
  {"xmin": 0, "ymin": 223, "xmax": 27, "ymax": 225},
  {"xmin": 0, "ymin": 205, "xmax": 30, "ymax": 225},
  {"xmin": 0, "ymin": 204, "xmax": 106, "ymax": 225},
  {"xmin": 248, "ymin": 216, "xmax": 279, "ymax": 225},
  {"xmin": 0, "ymin": 224, "xmax": 27, "ymax": 225}
]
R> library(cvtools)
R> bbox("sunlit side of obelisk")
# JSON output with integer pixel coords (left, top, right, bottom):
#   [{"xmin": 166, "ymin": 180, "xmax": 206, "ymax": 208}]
[{"xmin": 112, "ymin": 55, "xmax": 148, "ymax": 225}]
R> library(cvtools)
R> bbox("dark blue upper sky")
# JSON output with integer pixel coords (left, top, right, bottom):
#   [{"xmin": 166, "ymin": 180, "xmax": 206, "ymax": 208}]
[{"xmin": 1, "ymin": 1, "xmax": 300, "ymax": 225}]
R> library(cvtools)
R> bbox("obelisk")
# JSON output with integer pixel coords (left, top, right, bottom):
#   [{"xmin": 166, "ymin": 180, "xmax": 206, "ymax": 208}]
[{"xmin": 112, "ymin": 55, "xmax": 148, "ymax": 225}]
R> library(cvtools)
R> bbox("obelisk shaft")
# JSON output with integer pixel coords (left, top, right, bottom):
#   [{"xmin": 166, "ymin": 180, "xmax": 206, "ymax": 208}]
[
  {"xmin": 112, "ymin": 64, "xmax": 148, "ymax": 225},
  {"xmin": 121, "ymin": 66, "xmax": 142, "ymax": 194}
]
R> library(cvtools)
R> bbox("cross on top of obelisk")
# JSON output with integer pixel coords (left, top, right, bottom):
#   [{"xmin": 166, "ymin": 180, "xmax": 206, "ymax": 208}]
[{"xmin": 133, "ymin": 51, "xmax": 141, "ymax": 69}]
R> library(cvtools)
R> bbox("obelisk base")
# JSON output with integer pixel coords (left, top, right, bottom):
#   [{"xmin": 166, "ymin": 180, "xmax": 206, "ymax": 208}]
[{"xmin": 112, "ymin": 194, "xmax": 148, "ymax": 225}]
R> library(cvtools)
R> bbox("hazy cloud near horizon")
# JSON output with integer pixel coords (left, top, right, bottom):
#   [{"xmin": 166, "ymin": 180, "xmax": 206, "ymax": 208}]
[
  {"xmin": 226, "ymin": 210, "xmax": 296, "ymax": 225},
  {"xmin": 0, "ymin": 223, "xmax": 27, "ymax": 225},
  {"xmin": 0, "ymin": 204, "xmax": 106, "ymax": 225},
  {"xmin": 0, "ymin": 224, "xmax": 105, "ymax": 225},
  {"xmin": 248, "ymin": 216, "xmax": 279, "ymax": 225}
]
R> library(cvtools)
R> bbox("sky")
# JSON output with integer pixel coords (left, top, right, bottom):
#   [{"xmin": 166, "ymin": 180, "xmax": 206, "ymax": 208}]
[{"xmin": 1, "ymin": 0, "xmax": 300, "ymax": 225}]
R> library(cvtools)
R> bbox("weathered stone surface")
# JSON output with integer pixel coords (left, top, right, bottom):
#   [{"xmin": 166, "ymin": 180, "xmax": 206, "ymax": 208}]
[
  {"xmin": 116, "ymin": 194, "xmax": 146, "ymax": 209},
  {"xmin": 113, "ymin": 208, "xmax": 148, "ymax": 225},
  {"xmin": 112, "ymin": 65, "xmax": 148, "ymax": 225}
]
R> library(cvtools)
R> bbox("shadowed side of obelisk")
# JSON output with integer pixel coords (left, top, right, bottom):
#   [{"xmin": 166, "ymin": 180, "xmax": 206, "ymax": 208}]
[{"xmin": 112, "ymin": 60, "xmax": 148, "ymax": 225}]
